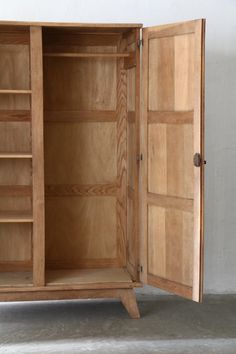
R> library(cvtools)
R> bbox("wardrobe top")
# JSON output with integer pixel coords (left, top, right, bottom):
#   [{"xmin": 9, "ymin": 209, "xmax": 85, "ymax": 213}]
[{"xmin": 0, "ymin": 20, "xmax": 142, "ymax": 30}]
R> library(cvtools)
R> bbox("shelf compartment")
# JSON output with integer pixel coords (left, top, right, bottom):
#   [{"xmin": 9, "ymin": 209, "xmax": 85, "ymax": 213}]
[
  {"xmin": 46, "ymin": 268, "xmax": 132, "ymax": 286},
  {"xmin": 0, "ymin": 152, "xmax": 32, "ymax": 159},
  {"xmin": 0, "ymin": 89, "xmax": 31, "ymax": 94},
  {"xmin": 0, "ymin": 211, "xmax": 33, "ymax": 223},
  {"xmin": 44, "ymin": 52, "xmax": 131, "ymax": 58},
  {"xmin": 0, "ymin": 271, "xmax": 33, "ymax": 287}
]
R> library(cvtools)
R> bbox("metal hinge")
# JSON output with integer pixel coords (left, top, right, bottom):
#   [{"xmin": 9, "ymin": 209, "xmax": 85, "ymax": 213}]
[
  {"xmin": 137, "ymin": 265, "xmax": 143, "ymax": 273},
  {"xmin": 137, "ymin": 39, "xmax": 143, "ymax": 48},
  {"xmin": 137, "ymin": 153, "xmax": 143, "ymax": 162}
]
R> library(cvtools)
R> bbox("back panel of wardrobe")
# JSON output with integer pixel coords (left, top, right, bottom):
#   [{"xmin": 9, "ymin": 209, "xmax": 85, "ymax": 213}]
[
  {"xmin": 0, "ymin": 25, "xmax": 32, "ymax": 273},
  {"xmin": 43, "ymin": 28, "xmax": 134, "ymax": 270}
]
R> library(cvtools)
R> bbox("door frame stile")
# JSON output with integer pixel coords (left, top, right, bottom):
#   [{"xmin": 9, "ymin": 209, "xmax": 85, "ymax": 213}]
[{"xmin": 30, "ymin": 26, "xmax": 45, "ymax": 287}]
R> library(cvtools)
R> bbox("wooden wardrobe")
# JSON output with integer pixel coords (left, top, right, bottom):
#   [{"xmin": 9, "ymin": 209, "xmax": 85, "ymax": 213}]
[{"xmin": 0, "ymin": 19, "xmax": 205, "ymax": 318}]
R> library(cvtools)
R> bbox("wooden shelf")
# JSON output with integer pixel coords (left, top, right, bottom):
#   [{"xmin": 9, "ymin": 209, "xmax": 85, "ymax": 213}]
[
  {"xmin": 0, "ymin": 110, "xmax": 31, "ymax": 122},
  {"xmin": 44, "ymin": 52, "xmax": 131, "ymax": 58},
  {"xmin": 46, "ymin": 268, "xmax": 132, "ymax": 286},
  {"xmin": 0, "ymin": 89, "xmax": 32, "ymax": 94},
  {"xmin": 0, "ymin": 152, "xmax": 32, "ymax": 159},
  {"xmin": 0, "ymin": 271, "xmax": 33, "ymax": 288},
  {"xmin": 0, "ymin": 211, "xmax": 33, "ymax": 223}
]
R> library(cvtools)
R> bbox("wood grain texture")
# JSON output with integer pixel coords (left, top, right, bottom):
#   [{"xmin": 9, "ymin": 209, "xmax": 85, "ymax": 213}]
[
  {"xmin": 0, "ymin": 44, "xmax": 30, "ymax": 90},
  {"xmin": 44, "ymin": 52, "xmax": 131, "ymax": 58},
  {"xmin": 148, "ymin": 111, "xmax": 193, "ymax": 124},
  {"xmin": 116, "ymin": 68, "xmax": 127, "ymax": 266},
  {"xmin": 45, "ymin": 183, "xmax": 117, "ymax": 197},
  {"xmin": 0, "ymin": 271, "xmax": 33, "ymax": 287},
  {"xmin": 120, "ymin": 288, "xmax": 140, "ymax": 319},
  {"xmin": 0, "ymin": 122, "xmax": 31, "ymax": 153},
  {"xmin": 45, "ymin": 196, "xmax": 117, "ymax": 263},
  {"xmin": 142, "ymin": 20, "xmax": 205, "ymax": 301},
  {"xmin": 30, "ymin": 26, "xmax": 45, "ymax": 287},
  {"xmin": 46, "ymin": 268, "xmax": 132, "ymax": 285},
  {"xmin": 0, "ymin": 26, "xmax": 29, "ymax": 45},
  {"xmin": 44, "ymin": 123, "xmax": 117, "ymax": 185},
  {"xmin": 0, "ymin": 185, "xmax": 32, "ymax": 196},
  {"xmin": 0, "ymin": 159, "xmax": 31, "ymax": 185},
  {"xmin": 0, "ymin": 224, "xmax": 32, "ymax": 262},
  {"xmin": 44, "ymin": 110, "xmax": 116, "ymax": 123},
  {"xmin": 0, "ymin": 110, "xmax": 30, "ymax": 121},
  {"xmin": 43, "ymin": 56, "xmax": 117, "ymax": 111},
  {"xmin": 126, "ymin": 29, "xmax": 140, "ymax": 281}
]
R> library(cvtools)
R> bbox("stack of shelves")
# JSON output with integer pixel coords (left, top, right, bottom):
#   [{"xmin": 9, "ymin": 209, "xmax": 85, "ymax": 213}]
[{"xmin": 0, "ymin": 26, "xmax": 44, "ymax": 287}]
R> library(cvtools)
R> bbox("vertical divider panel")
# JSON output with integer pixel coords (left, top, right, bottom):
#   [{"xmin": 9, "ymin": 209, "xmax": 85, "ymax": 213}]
[
  {"xmin": 116, "ymin": 38, "xmax": 127, "ymax": 266},
  {"xmin": 30, "ymin": 26, "xmax": 45, "ymax": 287}
]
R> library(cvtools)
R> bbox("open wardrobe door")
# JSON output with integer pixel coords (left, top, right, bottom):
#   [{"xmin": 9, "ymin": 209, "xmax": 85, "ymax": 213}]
[{"xmin": 141, "ymin": 19, "xmax": 205, "ymax": 301}]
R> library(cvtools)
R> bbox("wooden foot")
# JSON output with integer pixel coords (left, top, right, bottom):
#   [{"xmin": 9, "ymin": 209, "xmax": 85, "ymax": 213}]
[{"xmin": 120, "ymin": 289, "xmax": 140, "ymax": 319}]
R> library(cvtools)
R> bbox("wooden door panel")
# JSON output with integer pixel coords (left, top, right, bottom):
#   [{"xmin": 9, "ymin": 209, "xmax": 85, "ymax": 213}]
[{"xmin": 141, "ymin": 20, "xmax": 205, "ymax": 302}]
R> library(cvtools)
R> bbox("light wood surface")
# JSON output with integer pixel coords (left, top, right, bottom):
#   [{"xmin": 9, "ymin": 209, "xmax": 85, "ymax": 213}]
[
  {"xmin": 46, "ymin": 268, "xmax": 132, "ymax": 285},
  {"xmin": 44, "ymin": 52, "xmax": 131, "ymax": 58},
  {"xmin": 0, "ymin": 21, "xmax": 142, "ymax": 29},
  {"xmin": 44, "ymin": 110, "xmax": 116, "ymax": 123},
  {"xmin": 126, "ymin": 29, "xmax": 140, "ymax": 281},
  {"xmin": 0, "ymin": 110, "xmax": 30, "ymax": 121},
  {"xmin": 0, "ymin": 152, "xmax": 32, "ymax": 158},
  {"xmin": 45, "ymin": 196, "xmax": 117, "ymax": 266},
  {"xmin": 116, "ymin": 63, "xmax": 127, "ymax": 266},
  {"xmin": 0, "ymin": 224, "xmax": 32, "ymax": 262},
  {"xmin": 0, "ymin": 271, "xmax": 33, "ymax": 287},
  {"xmin": 0, "ymin": 211, "xmax": 33, "ymax": 222},
  {"xmin": 30, "ymin": 26, "xmax": 45, "ymax": 287},
  {"xmin": 141, "ymin": 19, "xmax": 205, "ymax": 301}
]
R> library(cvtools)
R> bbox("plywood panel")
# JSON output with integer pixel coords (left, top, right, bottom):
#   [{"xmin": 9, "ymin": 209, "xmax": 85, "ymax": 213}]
[
  {"xmin": 46, "ymin": 197, "xmax": 117, "ymax": 263},
  {"xmin": 0, "ymin": 271, "xmax": 32, "ymax": 287},
  {"xmin": 148, "ymin": 206, "xmax": 166, "ymax": 278},
  {"xmin": 0, "ymin": 224, "xmax": 32, "ymax": 261},
  {"xmin": 127, "ymin": 197, "xmax": 135, "ymax": 268},
  {"xmin": 127, "ymin": 68, "xmax": 135, "ymax": 111},
  {"xmin": 0, "ymin": 122, "xmax": 31, "ymax": 152},
  {"xmin": 127, "ymin": 122, "xmax": 135, "ymax": 189},
  {"xmin": 148, "ymin": 37, "xmax": 174, "ymax": 111},
  {"xmin": 0, "ymin": 159, "xmax": 31, "ymax": 185},
  {"xmin": 0, "ymin": 197, "xmax": 31, "ymax": 212},
  {"xmin": 45, "ymin": 122, "xmax": 117, "ymax": 185},
  {"xmin": 46, "ymin": 268, "xmax": 132, "ymax": 285},
  {"xmin": 148, "ymin": 123, "xmax": 193, "ymax": 199},
  {"xmin": 0, "ymin": 44, "xmax": 30, "ymax": 90},
  {"xmin": 174, "ymin": 34, "xmax": 194, "ymax": 110},
  {"xmin": 148, "ymin": 124, "xmax": 167, "ymax": 195},
  {"xmin": 44, "ymin": 57, "xmax": 117, "ymax": 111},
  {"xmin": 147, "ymin": 204, "xmax": 193, "ymax": 287}
]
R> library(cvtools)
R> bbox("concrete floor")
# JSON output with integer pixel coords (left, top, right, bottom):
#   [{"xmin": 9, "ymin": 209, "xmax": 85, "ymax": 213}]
[{"xmin": 0, "ymin": 294, "xmax": 235, "ymax": 354}]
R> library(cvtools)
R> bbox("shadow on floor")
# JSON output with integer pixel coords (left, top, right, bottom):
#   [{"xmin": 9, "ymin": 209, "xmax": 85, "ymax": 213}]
[{"xmin": 0, "ymin": 294, "xmax": 236, "ymax": 353}]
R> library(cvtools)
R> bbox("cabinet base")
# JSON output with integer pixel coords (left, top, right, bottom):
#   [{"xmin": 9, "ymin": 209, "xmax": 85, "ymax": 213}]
[{"xmin": 0, "ymin": 288, "xmax": 140, "ymax": 319}]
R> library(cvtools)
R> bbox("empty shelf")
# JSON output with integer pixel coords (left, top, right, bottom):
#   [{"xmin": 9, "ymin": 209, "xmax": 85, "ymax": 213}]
[
  {"xmin": 0, "ymin": 211, "xmax": 33, "ymax": 223},
  {"xmin": 46, "ymin": 268, "xmax": 132, "ymax": 286},
  {"xmin": 0, "ymin": 152, "xmax": 32, "ymax": 159},
  {"xmin": 0, "ymin": 271, "xmax": 33, "ymax": 287},
  {"xmin": 0, "ymin": 89, "xmax": 31, "ymax": 94}
]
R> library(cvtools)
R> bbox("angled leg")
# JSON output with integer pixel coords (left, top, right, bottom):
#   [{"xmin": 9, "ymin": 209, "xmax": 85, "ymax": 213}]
[{"xmin": 120, "ymin": 289, "xmax": 140, "ymax": 319}]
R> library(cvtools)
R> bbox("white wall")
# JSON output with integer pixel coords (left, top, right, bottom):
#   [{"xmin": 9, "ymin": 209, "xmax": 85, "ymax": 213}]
[{"xmin": 0, "ymin": 0, "xmax": 235, "ymax": 294}]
